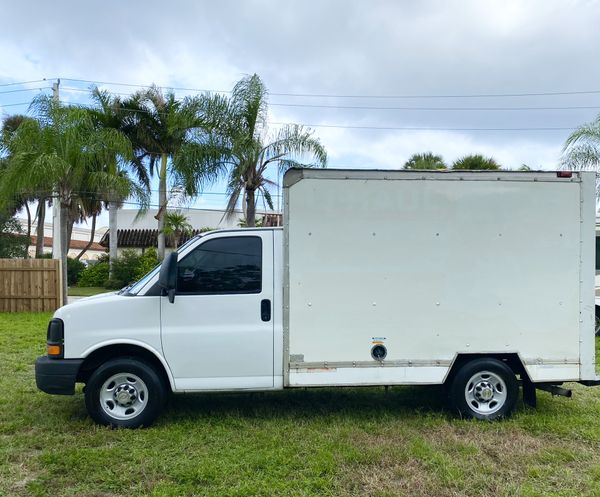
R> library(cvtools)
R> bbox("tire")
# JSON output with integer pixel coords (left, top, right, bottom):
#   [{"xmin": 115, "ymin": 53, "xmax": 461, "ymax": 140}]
[
  {"xmin": 595, "ymin": 306, "xmax": 600, "ymax": 336},
  {"xmin": 449, "ymin": 358, "xmax": 518, "ymax": 421},
  {"xmin": 84, "ymin": 357, "xmax": 166, "ymax": 428}
]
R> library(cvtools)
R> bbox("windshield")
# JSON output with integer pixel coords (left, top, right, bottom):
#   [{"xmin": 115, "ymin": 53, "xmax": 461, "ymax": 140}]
[
  {"xmin": 125, "ymin": 265, "xmax": 160, "ymax": 295},
  {"xmin": 124, "ymin": 234, "xmax": 203, "ymax": 296}
]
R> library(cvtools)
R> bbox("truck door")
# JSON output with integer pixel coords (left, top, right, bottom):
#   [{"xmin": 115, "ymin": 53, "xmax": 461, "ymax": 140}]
[{"xmin": 160, "ymin": 231, "xmax": 274, "ymax": 390}]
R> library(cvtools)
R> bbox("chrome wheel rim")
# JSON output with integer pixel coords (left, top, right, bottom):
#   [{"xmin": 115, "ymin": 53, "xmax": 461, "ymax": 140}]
[
  {"xmin": 465, "ymin": 370, "xmax": 507, "ymax": 415},
  {"xmin": 99, "ymin": 373, "xmax": 148, "ymax": 420}
]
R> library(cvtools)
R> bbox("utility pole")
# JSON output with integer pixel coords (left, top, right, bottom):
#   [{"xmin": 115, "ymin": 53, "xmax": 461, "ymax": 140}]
[
  {"xmin": 52, "ymin": 78, "xmax": 60, "ymax": 103},
  {"xmin": 51, "ymin": 79, "xmax": 62, "ymax": 260}
]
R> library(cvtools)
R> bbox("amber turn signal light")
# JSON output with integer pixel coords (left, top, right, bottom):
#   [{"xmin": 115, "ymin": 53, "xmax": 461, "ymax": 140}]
[{"xmin": 47, "ymin": 344, "xmax": 62, "ymax": 356}]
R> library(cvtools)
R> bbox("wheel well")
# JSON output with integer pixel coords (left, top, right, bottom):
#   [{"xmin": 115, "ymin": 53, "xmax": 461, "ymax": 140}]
[
  {"xmin": 445, "ymin": 353, "xmax": 529, "ymax": 385},
  {"xmin": 77, "ymin": 344, "xmax": 172, "ymax": 392}
]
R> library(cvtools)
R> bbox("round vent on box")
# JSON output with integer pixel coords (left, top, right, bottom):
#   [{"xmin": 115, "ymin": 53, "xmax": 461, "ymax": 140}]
[{"xmin": 371, "ymin": 344, "xmax": 387, "ymax": 361}]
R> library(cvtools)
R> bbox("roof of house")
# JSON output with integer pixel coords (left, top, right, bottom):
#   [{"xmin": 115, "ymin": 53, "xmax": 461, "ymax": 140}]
[
  {"xmin": 30, "ymin": 236, "xmax": 105, "ymax": 252},
  {"xmin": 99, "ymin": 229, "xmax": 202, "ymax": 249}
]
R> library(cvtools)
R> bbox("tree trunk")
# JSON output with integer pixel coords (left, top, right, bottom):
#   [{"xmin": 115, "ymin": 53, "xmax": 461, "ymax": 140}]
[
  {"xmin": 157, "ymin": 153, "xmax": 168, "ymax": 260},
  {"xmin": 59, "ymin": 202, "xmax": 69, "ymax": 306},
  {"xmin": 76, "ymin": 212, "xmax": 97, "ymax": 260},
  {"xmin": 109, "ymin": 201, "xmax": 118, "ymax": 278},
  {"xmin": 24, "ymin": 202, "xmax": 31, "ymax": 258},
  {"xmin": 66, "ymin": 215, "xmax": 74, "ymax": 255},
  {"xmin": 246, "ymin": 188, "xmax": 256, "ymax": 227},
  {"xmin": 35, "ymin": 199, "xmax": 45, "ymax": 257},
  {"xmin": 241, "ymin": 190, "xmax": 247, "ymax": 225}
]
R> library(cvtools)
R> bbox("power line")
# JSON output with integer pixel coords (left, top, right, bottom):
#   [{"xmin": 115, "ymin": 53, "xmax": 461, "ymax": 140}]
[
  {"xmin": 0, "ymin": 101, "xmax": 34, "ymax": 108},
  {"xmin": 7, "ymin": 190, "xmax": 280, "ymax": 211},
  {"xmin": 1, "ymin": 96, "xmax": 584, "ymax": 133},
  {"xmin": 13, "ymin": 99, "xmax": 583, "ymax": 133},
  {"xmin": 0, "ymin": 86, "xmax": 50, "ymax": 95},
  {"xmin": 0, "ymin": 79, "xmax": 49, "ymax": 88},
  {"xmin": 269, "ymin": 102, "xmax": 600, "ymax": 112},
  {"xmin": 61, "ymin": 77, "xmax": 600, "ymax": 99},
  {"xmin": 8, "ymin": 189, "xmax": 282, "ymax": 198},
  {"xmin": 269, "ymin": 121, "xmax": 576, "ymax": 132},
  {"xmin": 59, "ymin": 86, "xmax": 600, "ymax": 112}
]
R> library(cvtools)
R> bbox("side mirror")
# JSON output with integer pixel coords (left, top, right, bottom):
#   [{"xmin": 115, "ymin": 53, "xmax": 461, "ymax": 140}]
[{"xmin": 158, "ymin": 252, "xmax": 178, "ymax": 303}]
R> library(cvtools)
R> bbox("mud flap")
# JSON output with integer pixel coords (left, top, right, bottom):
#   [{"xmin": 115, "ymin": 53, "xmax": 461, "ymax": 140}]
[{"xmin": 522, "ymin": 376, "xmax": 537, "ymax": 408}]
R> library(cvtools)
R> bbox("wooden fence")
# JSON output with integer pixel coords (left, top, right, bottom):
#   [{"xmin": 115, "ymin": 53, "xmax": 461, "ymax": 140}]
[{"xmin": 0, "ymin": 259, "xmax": 63, "ymax": 312}]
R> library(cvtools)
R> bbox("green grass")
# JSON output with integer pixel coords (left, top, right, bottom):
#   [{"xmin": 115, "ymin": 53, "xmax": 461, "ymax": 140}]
[
  {"xmin": 68, "ymin": 287, "xmax": 108, "ymax": 297},
  {"xmin": 2, "ymin": 312, "xmax": 600, "ymax": 496}
]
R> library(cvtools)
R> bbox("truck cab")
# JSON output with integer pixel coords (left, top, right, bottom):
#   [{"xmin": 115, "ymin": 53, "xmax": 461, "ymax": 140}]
[{"xmin": 36, "ymin": 228, "xmax": 284, "ymax": 427}]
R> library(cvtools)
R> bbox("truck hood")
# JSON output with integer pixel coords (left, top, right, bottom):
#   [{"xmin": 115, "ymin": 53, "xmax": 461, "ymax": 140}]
[
  {"xmin": 55, "ymin": 291, "xmax": 118, "ymax": 317},
  {"xmin": 70, "ymin": 291, "xmax": 117, "ymax": 304},
  {"xmin": 52, "ymin": 292, "xmax": 161, "ymax": 358},
  {"xmin": 53, "ymin": 291, "xmax": 148, "ymax": 323}
]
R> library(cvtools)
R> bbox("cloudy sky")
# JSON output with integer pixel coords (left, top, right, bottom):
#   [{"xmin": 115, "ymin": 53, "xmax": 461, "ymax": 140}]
[{"xmin": 1, "ymin": 0, "xmax": 600, "ymax": 218}]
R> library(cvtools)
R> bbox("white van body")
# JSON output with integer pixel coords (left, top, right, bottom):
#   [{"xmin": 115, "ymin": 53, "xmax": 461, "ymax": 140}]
[
  {"xmin": 37, "ymin": 169, "xmax": 599, "ymax": 426},
  {"xmin": 283, "ymin": 169, "xmax": 597, "ymax": 387}
]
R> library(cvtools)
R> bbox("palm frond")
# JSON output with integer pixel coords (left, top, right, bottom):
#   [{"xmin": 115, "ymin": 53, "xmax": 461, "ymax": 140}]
[{"xmin": 562, "ymin": 115, "xmax": 600, "ymax": 172}]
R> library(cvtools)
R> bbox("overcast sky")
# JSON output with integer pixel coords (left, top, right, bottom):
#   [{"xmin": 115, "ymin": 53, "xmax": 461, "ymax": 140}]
[{"xmin": 2, "ymin": 0, "xmax": 600, "ymax": 222}]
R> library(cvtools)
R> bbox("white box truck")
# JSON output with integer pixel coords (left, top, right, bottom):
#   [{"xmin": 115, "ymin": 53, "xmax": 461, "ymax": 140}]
[{"xmin": 35, "ymin": 169, "xmax": 600, "ymax": 427}]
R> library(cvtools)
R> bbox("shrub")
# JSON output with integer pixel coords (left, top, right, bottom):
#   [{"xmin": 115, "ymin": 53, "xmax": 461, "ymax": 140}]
[
  {"xmin": 66, "ymin": 257, "xmax": 86, "ymax": 286},
  {"xmin": 78, "ymin": 249, "xmax": 160, "ymax": 289},
  {"xmin": 106, "ymin": 249, "xmax": 143, "ymax": 289},
  {"xmin": 77, "ymin": 254, "xmax": 110, "ymax": 287},
  {"xmin": 135, "ymin": 247, "xmax": 159, "ymax": 280}
]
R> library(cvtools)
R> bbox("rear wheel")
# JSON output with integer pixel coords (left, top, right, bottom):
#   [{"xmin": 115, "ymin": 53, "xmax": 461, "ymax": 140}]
[
  {"xmin": 450, "ymin": 358, "xmax": 518, "ymax": 420},
  {"xmin": 595, "ymin": 306, "xmax": 600, "ymax": 336},
  {"xmin": 84, "ymin": 357, "xmax": 166, "ymax": 428}
]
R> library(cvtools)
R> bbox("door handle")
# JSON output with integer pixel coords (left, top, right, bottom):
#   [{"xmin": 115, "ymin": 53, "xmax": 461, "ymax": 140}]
[{"xmin": 261, "ymin": 299, "xmax": 271, "ymax": 322}]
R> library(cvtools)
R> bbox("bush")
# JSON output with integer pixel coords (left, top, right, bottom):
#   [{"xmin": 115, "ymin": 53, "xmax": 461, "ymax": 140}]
[
  {"xmin": 106, "ymin": 249, "xmax": 143, "ymax": 289},
  {"xmin": 67, "ymin": 257, "xmax": 86, "ymax": 286},
  {"xmin": 78, "ymin": 249, "xmax": 160, "ymax": 289},
  {"xmin": 77, "ymin": 254, "xmax": 110, "ymax": 287},
  {"xmin": 135, "ymin": 247, "xmax": 159, "ymax": 280}
]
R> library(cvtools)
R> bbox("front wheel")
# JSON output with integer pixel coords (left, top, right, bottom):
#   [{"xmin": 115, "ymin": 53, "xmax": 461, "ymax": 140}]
[
  {"xmin": 449, "ymin": 358, "xmax": 518, "ymax": 420},
  {"xmin": 84, "ymin": 357, "xmax": 166, "ymax": 428}
]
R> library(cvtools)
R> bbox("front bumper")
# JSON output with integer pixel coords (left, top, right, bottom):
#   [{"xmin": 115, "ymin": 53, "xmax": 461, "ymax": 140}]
[{"xmin": 35, "ymin": 356, "xmax": 84, "ymax": 395}]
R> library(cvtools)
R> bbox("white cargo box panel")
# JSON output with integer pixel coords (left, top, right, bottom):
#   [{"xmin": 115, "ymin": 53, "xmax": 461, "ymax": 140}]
[{"xmin": 283, "ymin": 169, "xmax": 596, "ymax": 387}]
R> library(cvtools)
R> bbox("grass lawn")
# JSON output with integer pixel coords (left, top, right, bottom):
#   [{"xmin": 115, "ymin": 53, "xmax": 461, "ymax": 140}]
[
  {"xmin": 67, "ymin": 287, "xmax": 109, "ymax": 297},
  {"xmin": 2, "ymin": 313, "xmax": 600, "ymax": 496}
]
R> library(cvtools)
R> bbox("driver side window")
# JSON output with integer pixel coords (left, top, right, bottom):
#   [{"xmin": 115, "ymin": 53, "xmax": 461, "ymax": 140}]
[{"xmin": 176, "ymin": 236, "xmax": 262, "ymax": 294}]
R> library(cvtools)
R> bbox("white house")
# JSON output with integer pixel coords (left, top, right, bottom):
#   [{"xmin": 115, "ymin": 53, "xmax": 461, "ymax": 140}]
[
  {"xmin": 17, "ymin": 219, "xmax": 107, "ymax": 261},
  {"xmin": 99, "ymin": 207, "xmax": 281, "ymax": 255}
]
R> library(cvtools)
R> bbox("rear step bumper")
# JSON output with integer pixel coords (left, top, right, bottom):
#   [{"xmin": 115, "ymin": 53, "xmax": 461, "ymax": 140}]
[{"xmin": 536, "ymin": 384, "xmax": 572, "ymax": 397}]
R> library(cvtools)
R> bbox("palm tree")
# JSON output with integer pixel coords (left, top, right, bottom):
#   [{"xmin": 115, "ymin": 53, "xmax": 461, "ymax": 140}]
[
  {"xmin": 562, "ymin": 114, "xmax": 600, "ymax": 206},
  {"xmin": 200, "ymin": 74, "xmax": 327, "ymax": 226},
  {"xmin": 163, "ymin": 210, "xmax": 193, "ymax": 249},
  {"xmin": 562, "ymin": 114, "xmax": 600, "ymax": 169},
  {"xmin": 88, "ymin": 88, "xmax": 150, "ymax": 273},
  {"xmin": 124, "ymin": 86, "xmax": 209, "ymax": 260},
  {"xmin": 403, "ymin": 152, "xmax": 447, "ymax": 170},
  {"xmin": 1, "ymin": 114, "xmax": 50, "ymax": 257},
  {"xmin": 452, "ymin": 154, "xmax": 501, "ymax": 170},
  {"xmin": 0, "ymin": 96, "xmax": 133, "ymax": 304}
]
